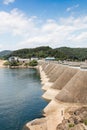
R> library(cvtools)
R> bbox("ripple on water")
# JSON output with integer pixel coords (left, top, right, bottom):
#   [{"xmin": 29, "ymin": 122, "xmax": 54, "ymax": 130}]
[{"xmin": 0, "ymin": 68, "xmax": 48, "ymax": 130}]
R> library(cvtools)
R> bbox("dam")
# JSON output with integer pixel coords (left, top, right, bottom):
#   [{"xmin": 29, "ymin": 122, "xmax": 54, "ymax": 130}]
[{"xmin": 24, "ymin": 61, "xmax": 87, "ymax": 130}]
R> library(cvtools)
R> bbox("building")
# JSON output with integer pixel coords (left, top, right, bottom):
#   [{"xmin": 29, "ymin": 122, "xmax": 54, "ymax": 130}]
[
  {"xmin": 9, "ymin": 56, "xmax": 19, "ymax": 62},
  {"xmin": 9, "ymin": 56, "xmax": 30, "ymax": 63},
  {"xmin": 31, "ymin": 57, "xmax": 38, "ymax": 61},
  {"xmin": 18, "ymin": 58, "xmax": 30, "ymax": 63},
  {"xmin": 45, "ymin": 57, "xmax": 55, "ymax": 61}
]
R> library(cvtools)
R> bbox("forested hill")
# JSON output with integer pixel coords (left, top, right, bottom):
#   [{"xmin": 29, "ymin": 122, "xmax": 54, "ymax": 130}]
[
  {"xmin": 4, "ymin": 46, "xmax": 87, "ymax": 61},
  {"xmin": 0, "ymin": 50, "xmax": 12, "ymax": 58}
]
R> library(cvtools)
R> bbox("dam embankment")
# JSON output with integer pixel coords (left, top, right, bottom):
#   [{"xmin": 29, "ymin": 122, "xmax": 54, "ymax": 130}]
[{"xmin": 24, "ymin": 62, "xmax": 87, "ymax": 130}]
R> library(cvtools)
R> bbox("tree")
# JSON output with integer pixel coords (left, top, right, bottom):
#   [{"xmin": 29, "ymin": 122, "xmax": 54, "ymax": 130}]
[{"xmin": 29, "ymin": 60, "xmax": 38, "ymax": 66}]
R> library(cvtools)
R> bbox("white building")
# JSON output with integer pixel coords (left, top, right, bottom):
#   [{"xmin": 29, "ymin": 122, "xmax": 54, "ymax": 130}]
[
  {"xmin": 31, "ymin": 57, "xmax": 38, "ymax": 61},
  {"xmin": 45, "ymin": 57, "xmax": 55, "ymax": 61},
  {"xmin": 9, "ymin": 56, "xmax": 30, "ymax": 63},
  {"xmin": 9, "ymin": 56, "xmax": 18, "ymax": 62},
  {"xmin": 18, "ymin": 58, "xmax": 30, "ymax": 63}
]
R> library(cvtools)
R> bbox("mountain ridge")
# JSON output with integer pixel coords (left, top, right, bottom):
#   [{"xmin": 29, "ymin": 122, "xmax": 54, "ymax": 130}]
[{"xmin": 1, "ymin": 46, "xmax": 87, "ymax": 61}]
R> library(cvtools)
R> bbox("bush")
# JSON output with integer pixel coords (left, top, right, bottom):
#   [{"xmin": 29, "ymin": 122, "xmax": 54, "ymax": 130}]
[
  {"xmin": 29, "ymin": 60, "xmax": 38, "ymax": 66},
  {"xmin": 83, "ymin": 119, "xmax": 87, "ymax": 125},
  {"xmin": 3, "ymin": 61, "xmax": 10, "ymax": 66},
  {"xmin": 24, "ymin": 63, "xmax": 29, "ymax": 66},
  {"xmin": 9, "ymin": 61, "xmax": 20, "ymax": 66},
  {"xmin": 68, "ymin": 124, "xmax": 75, "ymax": 128}
]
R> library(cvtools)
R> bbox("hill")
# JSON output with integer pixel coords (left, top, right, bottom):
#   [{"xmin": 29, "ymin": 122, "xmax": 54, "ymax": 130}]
[
  {"xmin": 0, "ymin": 50, "xmax": 12, "ymax": 59},
  {"xmin": 57, "ymin": 47, "xmax": 87, "ymax": 61},
  {"xmin": 2, "ymin": 46, "xmax": 87, "ymax": 61}
]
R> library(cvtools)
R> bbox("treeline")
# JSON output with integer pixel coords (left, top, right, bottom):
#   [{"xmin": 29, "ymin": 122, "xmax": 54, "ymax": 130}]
[{"xmin": 4, "ymin": 46, "xmax": 87, "ymax": 61}]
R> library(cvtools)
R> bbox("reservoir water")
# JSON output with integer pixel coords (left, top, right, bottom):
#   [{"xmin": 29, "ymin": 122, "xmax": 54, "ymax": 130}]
[{"xmin": 0, "ymin": 68, "xmax": 47, "ymax": 130}]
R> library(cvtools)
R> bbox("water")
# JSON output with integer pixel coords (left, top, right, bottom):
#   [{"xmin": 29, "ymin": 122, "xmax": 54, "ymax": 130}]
[{"xmin": 0, "ymin": 68, "xmax": 48, "ymax": 130}]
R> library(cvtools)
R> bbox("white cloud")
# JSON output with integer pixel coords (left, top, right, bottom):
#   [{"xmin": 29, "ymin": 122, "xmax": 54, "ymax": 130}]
[
  {"xmin": 0, "ymin": 8, "xmax": 87, "ymax": 50},
  {"xmin": 3, "ymin": 0, "xmax": 15, "ymax": 5},
  {"xmin": 66, "ymin": 4, "xmax": 79, "ymax": 12},
  {"xmin": 18, "ymin": 15, "xmax": 87, "ymax": 48},
  {"xmin": 0, "ymin": 8, "xmax": 37, "ymax": 36}
]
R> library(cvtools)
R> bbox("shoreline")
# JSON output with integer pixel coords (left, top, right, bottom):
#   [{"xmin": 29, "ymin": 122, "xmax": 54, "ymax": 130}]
[
  {"xmin": 8, "ymin": 66, "xmax": 38, "ymax": 69},
  {"xmin": 0, "ymin": 59, "xmax": 39, "ymax": 69},
  {"xmin": 24, "ymin": 62, "xmax": 87, "ymax": 130}
]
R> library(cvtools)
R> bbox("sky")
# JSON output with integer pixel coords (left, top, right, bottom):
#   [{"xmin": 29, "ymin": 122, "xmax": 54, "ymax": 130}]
[{"xmin": 0, "ymin": 0, "xmax": 87, "ymax": 50}]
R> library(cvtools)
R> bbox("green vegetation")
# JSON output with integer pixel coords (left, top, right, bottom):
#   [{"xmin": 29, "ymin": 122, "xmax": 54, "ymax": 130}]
[
  {"xmin": 3, "ymin": 61, "xmax": 10, "ymax": 66},
  {"xmin": 9, "ymin": 61, "xmax": 22, "ymax": 66},
  {"xmin": 10, "ymin": 61, "xmax": 19, "ymax": 66},
  {"xmin": 29, "ymin": 60, "xmax": 38, "ymax": 66},
  {"xmin": 24, "ymin": 62, "xmax": 30, "ymax": 67},
  {"xmin": 68, "ymin": 123, "xmax": 75, "ymax": 128},
  {"xmin": 4, "ymin": 61, "xmax": 21, "ymax": 67},
  {"xmin": 57, "ymin": 47, "xmax": 87, "ymax": 61},
  {"xmin": 2, "ymin": 46, "xmax": 87, "ymax": 61},
  {"xmin": 83, "ymin": 119, "xmax": 87, "ymax": 125},
  {"xmin": 0, "ymin": 50, "xmax": 12, "ymax": 59}
]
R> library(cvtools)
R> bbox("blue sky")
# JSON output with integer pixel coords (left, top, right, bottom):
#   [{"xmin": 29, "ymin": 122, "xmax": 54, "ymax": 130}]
[{"xmin": 0, "ymin": 0, "xmax": 87, "ymax": 50}]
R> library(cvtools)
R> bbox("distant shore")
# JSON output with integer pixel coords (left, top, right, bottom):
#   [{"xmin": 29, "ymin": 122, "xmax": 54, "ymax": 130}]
[{"xmin": 0, "ymin": 60, "xmax": 39, "ymax": 69}]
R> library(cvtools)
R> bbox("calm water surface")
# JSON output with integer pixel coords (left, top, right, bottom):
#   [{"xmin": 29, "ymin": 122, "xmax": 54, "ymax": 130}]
[{"xmin": 0, "ymin": 68, "xmax": 48, "ymax": 130}]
